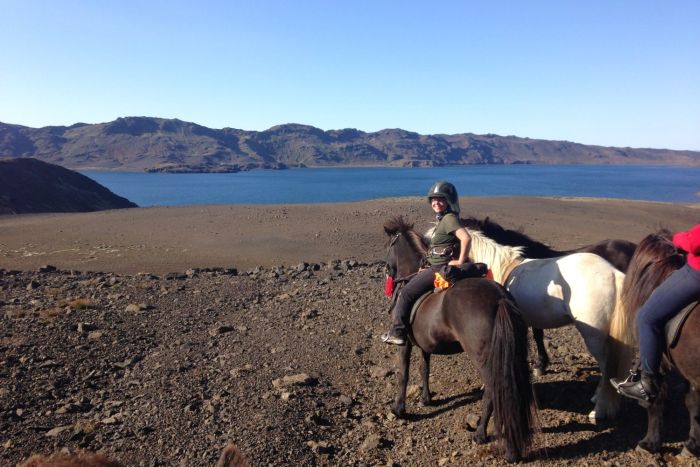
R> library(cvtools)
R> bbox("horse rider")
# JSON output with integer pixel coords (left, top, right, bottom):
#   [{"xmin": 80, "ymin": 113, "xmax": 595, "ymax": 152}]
[
  {"xmin": 382, "ymin": 181, "xmax": 472, "ymax": 345},
  {"xmin": 611, "ymin": 223, "xmax": 700, "ymax": 404}
]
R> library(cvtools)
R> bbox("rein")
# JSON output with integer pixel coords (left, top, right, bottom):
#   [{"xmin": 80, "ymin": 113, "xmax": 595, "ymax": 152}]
[{"xmin": 384, "ymin": 232, "xmax": 422, "ymax": 312}]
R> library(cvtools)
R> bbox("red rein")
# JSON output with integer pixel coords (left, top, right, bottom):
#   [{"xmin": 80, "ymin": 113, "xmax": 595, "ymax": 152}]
[{"xmin": 384, "ymin": 275, "xmax": 394, "ymax": 297}]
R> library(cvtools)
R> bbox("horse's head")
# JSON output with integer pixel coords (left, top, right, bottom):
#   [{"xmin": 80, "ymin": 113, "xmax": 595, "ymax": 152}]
[
  {"xmin": 383, "ymin": 216, "xmax": 427, "ymax": 281},
  {"xmin": 622, "ymin": 229, "xmax": 686, "ymax": 314}
]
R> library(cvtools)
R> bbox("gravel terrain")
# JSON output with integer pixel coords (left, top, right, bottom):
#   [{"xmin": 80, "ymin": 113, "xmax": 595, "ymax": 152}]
[
  {"xmin": 2, "ymin": 197, "xmax": 699, "ymax": 465},
  {"xmin": 1, "ymin": 263, "xmax": 698, "ymax": 466}
]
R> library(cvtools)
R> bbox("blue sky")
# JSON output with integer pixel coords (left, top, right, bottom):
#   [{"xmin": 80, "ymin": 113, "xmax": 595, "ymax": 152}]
[{"xmin": 1, "ymin": 1, "xmax": 699, "ymax": 150}]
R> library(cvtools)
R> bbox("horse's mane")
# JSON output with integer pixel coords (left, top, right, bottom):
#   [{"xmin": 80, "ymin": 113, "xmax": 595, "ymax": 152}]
[
  {"xmin": 383, "ymin": 216, "xmax": 428, "ymax": 254},
  {"xmin": 622, "ymin": 229, "xmax": 686, "ymax": 316},
  {"xmin": 467, "ymin": 229, "xmax": 524, "ymax": 283},
  {"xmin": 461, "ymin": 216, "xmax": 560, "ymax": 258}
]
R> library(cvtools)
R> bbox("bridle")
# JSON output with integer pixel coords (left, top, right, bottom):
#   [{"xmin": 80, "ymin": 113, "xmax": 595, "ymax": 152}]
[{"xmin": 384, "ymin": 232, "xmax": 420, "ymax": 312}]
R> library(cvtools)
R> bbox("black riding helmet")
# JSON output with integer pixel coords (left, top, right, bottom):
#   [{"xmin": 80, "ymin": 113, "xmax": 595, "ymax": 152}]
[{"xmin": 427, "ymin": 181, "xmax": 460, "ymax": 214}]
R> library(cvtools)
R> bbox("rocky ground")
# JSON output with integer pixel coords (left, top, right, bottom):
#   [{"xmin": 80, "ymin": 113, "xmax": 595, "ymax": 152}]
[{"xmin": 2, "ymin": 262, "xmax": 698, "ymax": 466}]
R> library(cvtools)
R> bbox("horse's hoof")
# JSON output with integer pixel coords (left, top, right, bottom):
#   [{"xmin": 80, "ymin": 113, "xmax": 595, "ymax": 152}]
[
  {"xmin": 587, "ymin": 410, "xmax": 597, "ymax": 423},
  {"xmin": 636, "ymin": 441, "xmax": 660, "ymax": 454},
  {"xmin": 680, "ymin": 446, "xmax": 698, "ymax": 458},
  {"xmin": 390, "ymin": 405, "xmax": 406, "ymax": 419},
  {"xmin": 420, "ymin": 397, "xmax": 433, "ymax": 407},
  {"xmin": 471, "ymin": 431, "xmax": 488, "ymax": 445},
  {"xmin": 504, "ymin": 451, "xmax": 520, "ymax": 464}
]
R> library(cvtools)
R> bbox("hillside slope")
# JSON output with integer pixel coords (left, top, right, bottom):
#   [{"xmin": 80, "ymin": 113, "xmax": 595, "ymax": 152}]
[
  {"xmin": 0, "ymin": 157, "xmax": 137, "ymax": 214},
  {"xmin": 1, "ymin": 117, "xmax": 698, "ymax": 172}
]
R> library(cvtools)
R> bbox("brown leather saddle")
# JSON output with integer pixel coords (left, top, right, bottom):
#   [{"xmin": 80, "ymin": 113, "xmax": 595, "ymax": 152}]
[{"xmin": 666, "ymin": 301, "xmax": 698, "ymax": 348}]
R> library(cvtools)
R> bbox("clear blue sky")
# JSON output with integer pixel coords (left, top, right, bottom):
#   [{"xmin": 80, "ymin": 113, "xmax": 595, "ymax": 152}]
[{"xmin": 1, "ymin": 1, "xmax": 699, "ymax": 150}]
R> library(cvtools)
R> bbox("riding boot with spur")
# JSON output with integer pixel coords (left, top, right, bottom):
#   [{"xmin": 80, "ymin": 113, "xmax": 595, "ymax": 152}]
[{"xmin": 611, "ymin": 371, "xmax": 661, "ymax": 406}]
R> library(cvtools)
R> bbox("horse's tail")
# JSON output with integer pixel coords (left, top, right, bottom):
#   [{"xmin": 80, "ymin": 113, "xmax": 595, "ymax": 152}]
[
  {"xmin": 487, "ymin": 295, "xmax": 539, "ymax": 461},
  {"xmin": 601, "ymin": 268, "xmax": 636, "ymax": 416}
]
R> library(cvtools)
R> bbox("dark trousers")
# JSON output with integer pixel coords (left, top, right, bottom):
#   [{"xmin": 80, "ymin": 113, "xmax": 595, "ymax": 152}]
[
  {"xmin": 390, "ymin": 266, "xmax": 439, "ymax": 336},
  {"xmin": 637, "ymin": 263, "xmax": 700, "ymax": 374}
]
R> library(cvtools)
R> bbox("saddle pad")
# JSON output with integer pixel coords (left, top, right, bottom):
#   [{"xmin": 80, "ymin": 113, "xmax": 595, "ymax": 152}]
[
  {"xmin": 409, "ymin": 291, "xmax": 435, "ymax": 325},
  {"xmin": 666, "ymin": 301, "xmax": 698, "ymax": 348}
]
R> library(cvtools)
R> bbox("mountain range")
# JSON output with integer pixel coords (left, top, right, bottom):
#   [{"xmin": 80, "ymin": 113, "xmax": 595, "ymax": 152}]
[{"xmin": 1, "ymin": 117, "xmax": 698, "ymax": 172}]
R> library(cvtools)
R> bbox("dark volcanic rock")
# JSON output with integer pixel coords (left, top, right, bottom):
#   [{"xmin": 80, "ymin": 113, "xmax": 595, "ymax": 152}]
[{"xmin": 0, "ymin": 157, "xmax": 137, "ymax": 214}]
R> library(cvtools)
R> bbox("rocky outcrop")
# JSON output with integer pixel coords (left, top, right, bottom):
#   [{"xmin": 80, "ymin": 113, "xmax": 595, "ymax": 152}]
[
  {"xmin": 0, "ymin": 157, "xmax": 137, "ymax": 214},
  {"xmin": 1, "ymin": 117, "xmax": 698, "ymax": 172}
]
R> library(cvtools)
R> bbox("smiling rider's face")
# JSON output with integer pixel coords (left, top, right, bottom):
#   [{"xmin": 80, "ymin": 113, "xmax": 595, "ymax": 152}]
[{"xmin": 430, "ymin": 197, "xmax": 447, "ymax": 214}]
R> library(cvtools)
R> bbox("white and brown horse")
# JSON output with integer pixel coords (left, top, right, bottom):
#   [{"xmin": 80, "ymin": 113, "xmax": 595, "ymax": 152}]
[{"xmin": 464, "ymin": 228, "xmax": 634, "ymax": 420}]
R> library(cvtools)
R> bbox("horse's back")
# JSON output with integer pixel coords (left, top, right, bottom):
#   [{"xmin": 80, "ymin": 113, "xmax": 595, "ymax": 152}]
[
  {"xmin": 577, "ymin": 239, "xmax": 636, "ymax": 272},
  {"xmin": 509, "ymin": 252, "xmax": 622, "ymax": 328}
]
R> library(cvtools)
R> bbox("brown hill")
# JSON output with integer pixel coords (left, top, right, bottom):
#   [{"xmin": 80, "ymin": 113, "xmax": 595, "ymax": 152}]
[
  {"xmin": 0, "ymin": 157, "xmax": 137, "ymax": 214},
  {"xmin": 1, "ymin": 118, "xmax": 698, "ymax": 172}
]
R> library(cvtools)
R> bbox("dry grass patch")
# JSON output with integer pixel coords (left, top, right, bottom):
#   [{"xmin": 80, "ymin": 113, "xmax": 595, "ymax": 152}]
[
  {"xmin": 44, "ymin": 287, "xmax": 63, "ymax": 297},
  {"xmin": 39, "ymin": 308, "xmax": 68, "ymax": 320},
  {"xmin": 57, "ymin": 298, "xmax": 98, "ymax": 310}
]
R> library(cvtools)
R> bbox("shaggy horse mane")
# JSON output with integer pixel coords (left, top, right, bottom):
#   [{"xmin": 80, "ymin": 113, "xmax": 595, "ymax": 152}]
[
  {"xmin": 461, "ymin": 216, "xmax": 558, "ymax": 257},
  {"xmin": 383, "ymin": 216, "xmax": 428, "ymax": 254},
  {"xmin": 622, "ymin": 229, "xmax": 686, "ymax": 316}
]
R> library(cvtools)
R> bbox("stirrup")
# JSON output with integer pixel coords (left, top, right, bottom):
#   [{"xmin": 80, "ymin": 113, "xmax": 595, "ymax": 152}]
[
  {"xmin": 610, "ymin": 370, "xmax": 639, "ymax": 391},
  {"xmin": 622, "ymin": 370, "xmax": 640, "ymax": 384},
  {"xmin": 381, "ymin": 332, "xmax": 406, "ymax": 346}
]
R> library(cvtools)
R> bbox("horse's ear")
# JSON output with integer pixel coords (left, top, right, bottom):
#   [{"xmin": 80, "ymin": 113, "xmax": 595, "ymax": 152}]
[{"xmin": 383, "ymin": 225, "xmax": 394, "ymax": 236}]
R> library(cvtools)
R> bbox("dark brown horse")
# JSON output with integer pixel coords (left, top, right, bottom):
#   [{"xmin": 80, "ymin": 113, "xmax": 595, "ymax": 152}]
[
  {"xmin": 460, "ymin": 215, "xmax": 637, "ymax": 376},
  {"xmin": 619, "ymin": 230, "xmax": 700, "ymax": 456},
  {"xmin": 383, "ymin": 217, "xmax": 538, "ymax": 463}
]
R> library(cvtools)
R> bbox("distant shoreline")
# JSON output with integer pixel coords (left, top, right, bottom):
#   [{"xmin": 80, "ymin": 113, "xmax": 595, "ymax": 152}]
[{"xmin": 77, "ymin": 161, "xmax": 700, "ymax": 173}]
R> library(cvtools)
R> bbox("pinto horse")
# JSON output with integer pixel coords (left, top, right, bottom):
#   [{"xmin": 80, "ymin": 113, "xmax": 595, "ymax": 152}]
[
  {"xmin": 460, "ymin": 216, "xmax": 637, "ymax": 376},
  {"xmin": 383, "ymin": 217, "xmax": 538, "ymax": 462},
  {"xmin": 618, "ymin": 230, "xmax": 700, "ymax": 456},
  {"xmin": 460, "ymin": 226, "xmax": 633, "ymax": 420}
]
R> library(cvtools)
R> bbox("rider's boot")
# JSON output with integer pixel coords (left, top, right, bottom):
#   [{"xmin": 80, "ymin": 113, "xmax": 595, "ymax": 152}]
[
  {"xmin": 611, "ymin": 370, "xmax": 660, "ymax": 406},
  {"xmin": 381, "ymin": 326, "xmax": 406, "ymax": 345}
]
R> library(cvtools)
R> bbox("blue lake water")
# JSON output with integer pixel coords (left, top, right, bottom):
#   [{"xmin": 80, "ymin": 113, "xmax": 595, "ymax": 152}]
[{"xmin": 82, "ymin": 165, "xmax": 700, "ymax": 206}]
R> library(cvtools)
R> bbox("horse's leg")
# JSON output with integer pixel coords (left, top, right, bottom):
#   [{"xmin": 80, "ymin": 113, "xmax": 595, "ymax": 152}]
[
  {"xmin": 637, "ymin": 381, "xmax": 667, "ymax": 453},
  {"xmin": 419, "ymin": 349, "xmax": 432, "ymax": 406},
  {"xmin": 391, "ymin": 341, "xmax": 413, "ymax": 418},
  {"xmin": 574, "ymin": 320, "xmax": 619, "ymax": 421},
  {"xmin": 532, "ymin": 327, "xmax": 549, "ymax": 377},
  {"xmin": 682, "ymin": 386, "xmax": 700, "ymax": 457},
  {"xmin": 473, "ymin": 385, "xmax": 493, "ymax": 445}
]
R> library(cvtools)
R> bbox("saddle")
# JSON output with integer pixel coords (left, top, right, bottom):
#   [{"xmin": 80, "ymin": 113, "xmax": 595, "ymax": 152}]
[
  {"xmin": 666, "ymin": 301, "xmax": 698, "ymax": 348},
  {"xmin": 408, "ymin": 262, "xmax": 488, "ymax": 324}
]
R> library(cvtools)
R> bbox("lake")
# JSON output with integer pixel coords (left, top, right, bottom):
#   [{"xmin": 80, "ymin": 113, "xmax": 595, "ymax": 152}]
[{"xmin": 82, "ymin": 165, "xmax": 700, "ymax": 206}]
